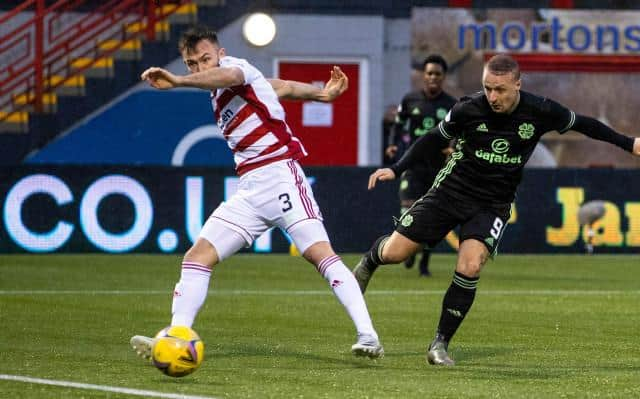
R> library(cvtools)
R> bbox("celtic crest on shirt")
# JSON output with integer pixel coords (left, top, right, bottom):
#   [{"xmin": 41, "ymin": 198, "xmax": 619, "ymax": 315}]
[
  {"xmin": 400, "ymin": 214, "xmax": 414, "ymax": 227},
  {"xmin": 518, "ymin": 123, "xmax": 535, "ymax": 139}
]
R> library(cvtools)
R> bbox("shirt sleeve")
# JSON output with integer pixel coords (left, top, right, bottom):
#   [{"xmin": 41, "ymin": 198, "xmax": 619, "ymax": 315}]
[
  {"xmin": 572, "ymin": 114, "xmax": 634, "ymax": 152},
  {"xmin": 437, "ymin": 101, "xmax": 464, "ymax": 139},
  {"xmin": 390, "ymin": 128, "xmax": 451, "ymax": 177},
  {"xmin": 388, "ymin": 97, "xmax": 410, "ymax": 143},
  {"xmin": 541, "ymin": 98, "xmax": 576, "ymax": 134},
  {"xmin": 396, "ymin": 98, "xmax": 410, "ymax": 128},
  {"xmin": 219, "ymin": 56, "xmax": 262, "ymax": 85}
]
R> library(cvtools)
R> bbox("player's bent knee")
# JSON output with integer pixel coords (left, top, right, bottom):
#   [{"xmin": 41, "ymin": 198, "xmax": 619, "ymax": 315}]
[
  {"xmin": 184, "ymin": 238, "xmax": 219, "ymax": 268},
  {"xmin": 457, "ymin": 239, "xmax": 489, "ymax": 276},
  {"xmin": 456, "ymin": 250, "xmax": 486, "ymax": 276},
  {"xmin": 382, "ymin": 232, "xmax": 421, "ymax": 264},
  {"xmin": 384, "ymin": 250, "xmax": 412, "ymax": 264},
  {"xmin": 197, "ymin": 219, "xmax": 249, "ymax": 264},
  {"xmin": 287, "ymin": 218, "xmax": 330, "ymax": 255},
  {"xmin": 456, "ymin": 260, "xmax": 483, "ymax": 277},
  {"xmin": 301, "ymin": 241, "xmax": 333, "ymax": 265}
]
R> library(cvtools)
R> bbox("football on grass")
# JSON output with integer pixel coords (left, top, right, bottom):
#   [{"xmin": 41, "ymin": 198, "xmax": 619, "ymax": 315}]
[{"xmin": 152, "ymin": 326, "xmax": 204, "ymax": 377}]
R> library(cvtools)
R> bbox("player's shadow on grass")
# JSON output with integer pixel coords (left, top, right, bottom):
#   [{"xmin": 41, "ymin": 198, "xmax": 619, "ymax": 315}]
[
  {"xmin": 454, "ymin": 346, "xmax": 640, "ymax": 377},
  {"xmin": 455, "ymin": 362, "xmax": 640, "ymax": 382},
  {"xmin": 213, "ymin": 344, "xmax": 382, "ymax": 368},
  {"xmin": 496, "ymin": 274, "xmax": 607, "ymax": 285},
  {"xmin": 453, "ymin": 345, "xmax": 506, "ymax": 359},
  {"xmin": 151, "ymin": 376, "xmax": 222, "ymax": 386},
  {"xmin": 452, "ymin": 346, "xmax": 570, "ymax": 379},
  {"xmin": 463, "ymin": 365, "xmax": 575, "ymax": 380}
]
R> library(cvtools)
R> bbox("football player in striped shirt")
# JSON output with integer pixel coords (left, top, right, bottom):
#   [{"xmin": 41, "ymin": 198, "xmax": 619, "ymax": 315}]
[{"xmin": 131, "ymin": 25, "xmax": 383, "ymax": 361}]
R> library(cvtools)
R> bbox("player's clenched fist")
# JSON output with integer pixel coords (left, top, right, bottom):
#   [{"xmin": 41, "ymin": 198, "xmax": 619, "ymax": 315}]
[
  {"xmin": 141, "ymin": 67, "xmax": 180, "ymax": 90},
  {"xmin": 368, "ymin": 168, "xmax": 396, "ymax": 190}
]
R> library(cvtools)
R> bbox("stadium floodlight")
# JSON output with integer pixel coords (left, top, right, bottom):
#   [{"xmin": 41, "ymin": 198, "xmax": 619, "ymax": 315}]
[{"xmin": 242, "ymin": 12, "xmax": 276, "ymax": 47}]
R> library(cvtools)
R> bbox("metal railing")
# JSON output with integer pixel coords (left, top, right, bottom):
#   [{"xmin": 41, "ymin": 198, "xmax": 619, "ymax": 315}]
[{"xmin": 0, "ymin": 0, "xmax": 192, "ymax": 122}]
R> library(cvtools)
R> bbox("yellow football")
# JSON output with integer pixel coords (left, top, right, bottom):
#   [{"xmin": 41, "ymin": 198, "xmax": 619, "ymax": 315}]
[{"xmin": 151, "ymin": 326, "xmax": 204, "ymax": 377}]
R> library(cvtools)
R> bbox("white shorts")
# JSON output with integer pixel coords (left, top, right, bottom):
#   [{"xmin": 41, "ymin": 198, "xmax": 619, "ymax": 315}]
[{"xmin": 199, "ymin": 159, "xmax": 329, "ymax": 260}]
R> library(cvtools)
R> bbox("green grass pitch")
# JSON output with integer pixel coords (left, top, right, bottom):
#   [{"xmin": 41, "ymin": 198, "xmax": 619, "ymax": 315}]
[{"xmin": 1, "ymin": 254, "xmax": 639, "ymax": 398}]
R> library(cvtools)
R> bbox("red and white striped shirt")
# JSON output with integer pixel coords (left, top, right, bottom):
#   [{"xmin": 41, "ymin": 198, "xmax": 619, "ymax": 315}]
[{"xmin": 211, "ymin": 56, "xmax": 307, "ymax": 175}]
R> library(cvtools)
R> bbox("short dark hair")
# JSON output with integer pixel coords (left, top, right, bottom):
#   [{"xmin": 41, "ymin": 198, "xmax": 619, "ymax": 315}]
[
  {"xmin": 179, "ymin": 25, "xmax": 219, "ymax": 54},
  {"xmin": 422, "ymin": 54, "xmax": 448, "ymax": 73},
  {"xmin": 485, "ymin": 54, "xmax": 520, "ymax": 80}
]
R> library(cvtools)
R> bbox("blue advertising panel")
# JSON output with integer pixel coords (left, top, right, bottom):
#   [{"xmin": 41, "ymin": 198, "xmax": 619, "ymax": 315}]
[
  {"xmin": 1, "ymin": 166, "xmax": 639, "ymax": 254},
  {"xmin": 26, "ymin": 90, "xmax": 234, "ymax": 167}
]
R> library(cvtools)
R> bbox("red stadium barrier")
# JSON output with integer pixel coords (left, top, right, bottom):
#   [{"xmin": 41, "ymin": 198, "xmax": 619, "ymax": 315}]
[{"xmin": 484, "ymin": 53, "xmax": 640, "ymax": 73}]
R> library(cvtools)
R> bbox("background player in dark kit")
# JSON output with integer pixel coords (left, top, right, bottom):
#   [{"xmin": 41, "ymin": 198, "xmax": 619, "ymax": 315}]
[{"xmin": 385, "ymin": 55, "xmax": 457, "ymax": 276}]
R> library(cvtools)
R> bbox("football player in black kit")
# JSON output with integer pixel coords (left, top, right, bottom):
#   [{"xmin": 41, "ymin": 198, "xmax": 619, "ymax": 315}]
[
  {"xmin": 354, "ymin": 54, "xmax": 640, "ymax": 366},
  {"xmin": 385, "ymin": 55, "xmax": 457, "ymax": 277}
]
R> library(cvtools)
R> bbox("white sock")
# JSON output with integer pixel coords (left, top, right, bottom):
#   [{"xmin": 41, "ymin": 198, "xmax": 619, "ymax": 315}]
[
  {"xmin": 170, "ymin": 262, "xmax": 212, "ymax": 327},
  {"xmin": 317, "ymin": 255, "xmax": 378, "ymax": 340}
]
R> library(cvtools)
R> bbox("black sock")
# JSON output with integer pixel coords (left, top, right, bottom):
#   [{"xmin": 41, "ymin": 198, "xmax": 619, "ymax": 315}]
[
  {"xmin": 362, "ymin": 235, "xmax": 390, "ymax": 272},
  {"xmin": 436, "ymin": 271, "xmax": 479, "ymax": 343}
]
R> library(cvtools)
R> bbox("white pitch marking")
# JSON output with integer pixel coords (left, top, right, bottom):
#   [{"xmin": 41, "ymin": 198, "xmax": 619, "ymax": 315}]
[
  {"xmin": 0, "ymin": 374, "xmax": 219, "ymax": 399},
  {"xmin": 0, "ymin": 289, "xmax": 638, "ymax": 296}
]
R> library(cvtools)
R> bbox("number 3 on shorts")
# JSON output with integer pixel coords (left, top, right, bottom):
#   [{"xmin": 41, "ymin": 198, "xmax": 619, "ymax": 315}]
[
  {"xmin": 279, "ymin": 193, "xmax": 293, "ymax": 212},
  {"xmin": 489, "ymin": 217, "xmax": 504, "ymax": 240}
]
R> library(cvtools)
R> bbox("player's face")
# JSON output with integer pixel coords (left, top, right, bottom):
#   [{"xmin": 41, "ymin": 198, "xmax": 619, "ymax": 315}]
[
  {"xmin": 423, "ymin": 63, "xmax": 445, "ymax": 97},
  {"xmin": 482, "ymin": 68, "xmax": 521, "ymax": 114},
  {"xmin": 182, "ymin": 39, "xmax": 225, "ymax": 74}
]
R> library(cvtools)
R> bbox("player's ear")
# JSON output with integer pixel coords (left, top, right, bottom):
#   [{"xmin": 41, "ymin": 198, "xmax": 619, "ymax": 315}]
[{"xmin": 218, "ymin": 47, "xmax": 226, "ymax": 58}]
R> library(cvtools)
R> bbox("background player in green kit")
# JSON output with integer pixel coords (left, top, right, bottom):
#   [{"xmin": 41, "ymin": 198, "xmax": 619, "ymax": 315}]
[
  {"xmin": 354, "ymin": 54, "xmax": 640, "ymax": 366},
  {"xmin": 385, "ymin": 55, "xmax": 457, "ymax": 276}
]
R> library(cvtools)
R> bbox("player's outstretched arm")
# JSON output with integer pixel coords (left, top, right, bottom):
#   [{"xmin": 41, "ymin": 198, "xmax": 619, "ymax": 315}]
[
  {"xmin": 141, "ymin": 66, "xmax": 244, "ymax": 90},
  {"xmin": 141, "ymin": 67, "xmax": 180, "ymax": 90},
  {"xmin": 572, "ymin": 114, "xmax": 638, "ymax": 155},
  {"xmin": 269, "ymin": 66, "xmax": 348, "ymax": 102},
  {"xmin": 388, "ymin": 128, "xmax": 451, "ymax": 179},
  {"xmin": 368, "ymin": 168, "xmax": 396, "ymax": 190},
  {"xmin": 385, "ymin": 117, "xmax": 404, "ymax": 161}
]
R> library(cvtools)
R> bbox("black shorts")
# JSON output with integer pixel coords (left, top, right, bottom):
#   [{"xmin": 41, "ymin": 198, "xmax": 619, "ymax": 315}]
[
  {"xmin": 396, "ymin": 190, "xmax": 511, "ymax": 255},
  {"xmin": 399, "ymin": 169, "xmax": 436, "ymax": 202}
]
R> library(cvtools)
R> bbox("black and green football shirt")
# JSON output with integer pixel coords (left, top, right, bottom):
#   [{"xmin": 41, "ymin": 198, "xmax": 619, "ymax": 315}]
[
  {"xmin": 430, "ymin": 90, "xmax": 576, "ymax": 204},
  {"xmin": 393, "ymin": 90, "xmax": 458, "ymax": 145},
  {"xmin": 391, "ymin": 90, "xmax": 457, "ymax": 174}
]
